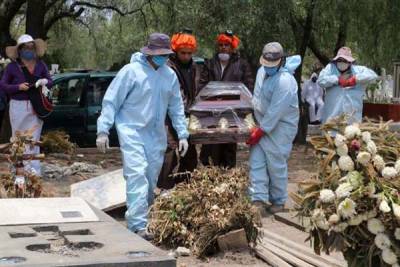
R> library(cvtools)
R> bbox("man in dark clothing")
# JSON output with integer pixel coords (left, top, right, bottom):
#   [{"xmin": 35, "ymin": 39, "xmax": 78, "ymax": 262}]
[
  {"xmin": 157, "ymin": 31, "xmax": 199, "ymax": 190},
  {"xmin": 199, "ymin": 31, "xmax": 254, "ymax": 168}
]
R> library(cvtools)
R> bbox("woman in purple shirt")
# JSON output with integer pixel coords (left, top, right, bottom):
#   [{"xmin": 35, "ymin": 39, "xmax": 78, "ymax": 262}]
[{"xmin": 0, "ymin": 34, "xmax": 52, "ymax": 176}]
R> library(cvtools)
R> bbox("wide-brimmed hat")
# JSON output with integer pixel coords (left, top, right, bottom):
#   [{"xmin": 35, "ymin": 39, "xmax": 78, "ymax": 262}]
[
  {"xmin": 140, "ymin": 33, "xmax": 174, "ymax": 56},
  {"xmin": 332, "ymin": 46, "xmax": 355, "ymax": 63},
  {"xmin": 259, "ymin": 42, "xmax": 284, "ymax": 67},
  {"xmin": 6, "ymin": 34, "xmax": 47, "ymax": 60}
]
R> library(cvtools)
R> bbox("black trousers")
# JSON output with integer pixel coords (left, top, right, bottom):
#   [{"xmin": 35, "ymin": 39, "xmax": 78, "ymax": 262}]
[
  {"xmin": 157, "ymin": 144, "xmax": 198, "ymax": 190},
  {"xmin": 200, "ymin": 143, "xmax": 237, "ymax": 169}
]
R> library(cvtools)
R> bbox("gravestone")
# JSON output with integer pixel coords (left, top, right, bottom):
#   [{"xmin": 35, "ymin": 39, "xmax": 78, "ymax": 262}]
[
  {"xmin": 70, "ymin": 169, "xmax": 126, "ymax": 211},
  {"xmin": 0, "ymin": 197, "xmax": 175, "ymax": 267}
]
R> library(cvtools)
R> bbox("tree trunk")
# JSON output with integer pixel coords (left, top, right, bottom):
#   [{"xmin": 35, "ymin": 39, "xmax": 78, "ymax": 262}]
[
  {"xmin": 26, "ymin": 0, "xmax": 46, "ymax": 39},
  {"xmin": 0, "ymin": 0, "xmax": 26, "ymax": 57},
  {"xmin": 291, "ymin": 0, "xmax": 316, "ymax": 144}
]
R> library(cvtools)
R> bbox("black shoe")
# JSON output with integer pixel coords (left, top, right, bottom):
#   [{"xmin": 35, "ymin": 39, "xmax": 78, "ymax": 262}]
[{"xmin": 135, "ymin": 229, "xmax": 154, "ymax": 241}]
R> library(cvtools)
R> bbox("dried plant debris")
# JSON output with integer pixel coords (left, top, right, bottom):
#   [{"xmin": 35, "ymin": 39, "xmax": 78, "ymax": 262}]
[
  {"xmin": 41, "ymin": 130, "xmax": 76, "ymax": 154},
  {"xmin": 0, "ymin": 128, "xmax": 44, "ymax": 198},
  {"xmin": 148, "ymin": 167, "xmax": 261, "ymax": 257},
  {"xmin": 291, "ymin": 115, "xmax": 400, "ymax": 267}
]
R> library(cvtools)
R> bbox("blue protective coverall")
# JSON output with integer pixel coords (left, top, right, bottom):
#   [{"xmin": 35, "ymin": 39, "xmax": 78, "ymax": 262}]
[
  {"xmin": 318, "ymin": 63, "xmax": 377, "ymax": 123},
  {"xmin": 97, "ymin": 52, "xmax": 189, "ymax": 231},
  {"xmin": 249, "ymin": 55, "xmax": 301, "ymax": 205}
]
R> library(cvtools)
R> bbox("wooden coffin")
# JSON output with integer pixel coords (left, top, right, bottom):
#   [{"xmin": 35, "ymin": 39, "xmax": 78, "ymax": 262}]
[{"xmin": 188, "ymin": 81, "xmax": 254, "ymax": 144}]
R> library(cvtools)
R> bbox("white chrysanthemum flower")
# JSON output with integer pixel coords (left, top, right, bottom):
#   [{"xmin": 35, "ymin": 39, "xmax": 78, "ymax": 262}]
[
  {"xmin": 367, "ymin": 218, "xmax": 385, "ymax": 234},
  {"xmin": 311, "ymin": 209, "xmax": 329, "ymax": 230},
  {"xmin": 346, "ymin": 171, "xmax": 363, "ymax": 188},
  {"xmin": 348, "ymin": 215, "xmax": 363, "ymax": 226},
  {"xmin": 382, "ymin": 167, "xmax": 398, "ymax": 179},
  {"xmin": 367, "ymin": 209, "xmax": 378, "ymax": 219},
  {"xmin": 395, "ymin": 228, "xmax": 400, "ymax": 240},
  {"xmin": 379, "ymin": 199, "xmax": 391, "ymax": 213},
  {"xmin": 334, "ymin": 134, "xmax": 347, "ymax": 147},
  {"xmin": 319, "ymin": 189, "xmax": 336, "ymax": 203},
  {"xmin": 315, "ymin": 219, "xmax": 330, "ymax": 230},
  {"xmin": 373, "ymin": 155, "xmax": 385, "ymax": 171},
  {"xmin": 336, "ymin": 145, "xmax": 348, "ymax": 156},
  {"xmin": 395, "ymin": 160, "xmax": 400, "ymax": 173},
  {"xmin": 357, "ymin": 151, "xmax": 371, "ymax": 166},
  {"xmin": 332, "ymin": 222, "xmax": 348, "ymax": 233},
  {"xmin": 312, "ymin": 209, "xmax": 325, "ymax": 220},
  {"xmin": 362, "ymin": 131, "xmax": 372, "ymax": 143},
  {"xmin": 367, "ymin": 141, "xmax": 377, "ymax": 155},
  {"xmin": 382, "ymin": 249, "xmax": 398, "ymax": 265},
  {"xmin": 335, "ymin": 182, "xmax": 353, "ymax": 199},
  {"xmin": 344, "ymin": 124, "xmax": 361, "ymax": 139},
  {"xmin": 338, "ymin": 156, "xmax": 354, "ymax": 171},
  {"xmin": 375, "ymin": 233, "xmax": 392, "ymax": 250},
  {"xmin": 338, "ymin": 198, "xmax": 357, "ymax": 219},
  {"xmin": 328, "ymin": 214, "xmax": 340, "ymax": 224},
  {"xmin": 393, "ymin": 203, "xmax": 400, "ymax": 219}
]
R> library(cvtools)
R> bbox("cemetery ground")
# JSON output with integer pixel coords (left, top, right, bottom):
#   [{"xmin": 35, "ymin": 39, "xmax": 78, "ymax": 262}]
[{"xmin": 1, "ymin": 144, "xmax": 318, "ymax": 266}]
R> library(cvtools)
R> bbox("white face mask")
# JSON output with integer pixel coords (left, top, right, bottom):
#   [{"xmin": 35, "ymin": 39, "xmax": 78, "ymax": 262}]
[
  {"xmin": 218, "ymin": 53, "xmax": 230, "ymax": 62},
  {"xmin": 336, "ymin": 62, "xmax": 350, "ymax": 72}
]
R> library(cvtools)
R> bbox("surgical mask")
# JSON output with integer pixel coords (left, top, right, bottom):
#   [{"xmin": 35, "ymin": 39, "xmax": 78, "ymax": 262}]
[
  {"xmin": 20, "ymin": 50, "xmax": 35, "ymax": 61},
  {"xmin": 336, "ymin": 62, "xmax": 350, "ymax": 72},
  {"xmin": 264, "ymin": 66, "xmax": 279, "ymax": 76},
  {"xmin": 152, "ymin": 55, "xmax": 168, "ymax": 67},
  {"xmin": 218, "ymin": 53, "xmax": 230, "ymax": 62}
]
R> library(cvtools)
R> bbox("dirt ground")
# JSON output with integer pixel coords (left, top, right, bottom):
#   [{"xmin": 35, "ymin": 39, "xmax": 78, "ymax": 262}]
[{"xmin": 4, "ymin": 144, "xmax": 317, "ymax": 266}]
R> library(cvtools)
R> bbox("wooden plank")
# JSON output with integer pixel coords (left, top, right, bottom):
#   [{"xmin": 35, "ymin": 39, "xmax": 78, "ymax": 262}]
[
  {"xmin": 255, "ymin": 246, "xmax": 292, "ymax": 267},
  {"xmin": 217, "ymin": 228, "xmax": 248, "ymax": 251},
  {"xmin": 262, "ymin": 229, "xmax": 345, "ymax": 267},
  {"xmin": 274, "ymin": 212, "xmax": 310, "ymax": 232},
  {"xmin": 260, "ymin": 242, "xmax": 314, "ymax": 267}
]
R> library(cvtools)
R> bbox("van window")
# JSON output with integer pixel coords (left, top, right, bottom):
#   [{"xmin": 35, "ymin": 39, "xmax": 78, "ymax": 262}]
[
  {"xmin": 87, "ymin": 77, "xmax": 114, "ymax": 105},
  {"xmin": 52, "ymin": 77, "xmax": 86, "ymax": 105}
]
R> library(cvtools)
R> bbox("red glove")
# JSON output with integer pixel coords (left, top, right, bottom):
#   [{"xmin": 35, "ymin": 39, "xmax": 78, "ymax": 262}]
[
  {"xmin": 339, "ymin": 75, "xmax": 356, "ymax": 87},
  {"xmin": 346, "ymin": 76, "xmax": 356, "ymax": 87},
  {"xmin": 246, "ymin": 127, "xmax": 265, "ymax": 145},
  {"xmin": 338, "ymin": 76, "xmax": 347, "ymax": 87}
]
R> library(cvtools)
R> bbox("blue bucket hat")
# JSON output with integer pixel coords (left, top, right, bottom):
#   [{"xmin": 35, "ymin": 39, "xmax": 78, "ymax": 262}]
[{"xmin": 140, "ymin": 33, "xmax": 174, "ymax": 56}]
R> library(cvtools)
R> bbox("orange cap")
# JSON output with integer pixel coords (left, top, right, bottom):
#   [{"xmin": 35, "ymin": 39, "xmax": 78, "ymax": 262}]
[
  {"xmin": 217, "ymin": 33, "xmax": 240, "ymax": 49},
  {"xmin": 171, "ymin": 33, "xmax": 197, "ymax": 52}
]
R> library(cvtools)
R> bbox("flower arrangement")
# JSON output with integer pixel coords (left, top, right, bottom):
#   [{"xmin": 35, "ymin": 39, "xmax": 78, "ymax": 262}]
[{"xmin": 291, "ymin": 117, "xmax": 400, "ymax": 267}]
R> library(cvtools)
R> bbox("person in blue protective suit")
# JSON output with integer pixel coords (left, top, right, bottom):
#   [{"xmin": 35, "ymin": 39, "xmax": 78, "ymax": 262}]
[
  {"xmin": 318, "ymin": 46, "xmax": 377, "ymax": 124},
  {"xmin": 96, "ymin": 33, "xmax": 189, "ymax": 240},
  {"xmin": 246, "ymin": 42, "xmax": 301, "ymax": 216}
]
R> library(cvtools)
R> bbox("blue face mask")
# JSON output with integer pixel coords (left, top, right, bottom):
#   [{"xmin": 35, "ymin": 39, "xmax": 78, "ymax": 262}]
[
  {"xmin": 152, "ymin": 55, "xmax": 168, "ymax": 67},
  {"xmin": 264, "ymin": 66, "xmax": 279, "ymax": 76},
  {"xmin": 20, "ymin": 50, "xmax": 35, "ymax": 61}
]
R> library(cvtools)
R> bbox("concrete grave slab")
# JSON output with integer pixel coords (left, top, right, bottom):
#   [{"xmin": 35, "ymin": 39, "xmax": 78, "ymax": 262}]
[
  {"xmin": 0, "ymin": 198, "xmax": 99, "ymax": 226},
  {"xmin": 70, "ymin": 169, "xmax": 126, "ymax": 211},
  {"xmin": 0, "ymin": 200, "xmax": 175, "ymax": 267}
]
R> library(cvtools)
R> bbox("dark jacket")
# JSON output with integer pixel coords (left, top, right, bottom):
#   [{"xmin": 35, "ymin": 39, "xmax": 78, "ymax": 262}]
[
  {"xmin": 166, "ymin": 56, "xmax": 200, "ymax": 146},
  {"xmin": 168, "ymin": 55, "xmax": 199, "ymax": 112},
  {"xmin": 199, "ymin": 53, "xmax": 254, "ymax": 92}
]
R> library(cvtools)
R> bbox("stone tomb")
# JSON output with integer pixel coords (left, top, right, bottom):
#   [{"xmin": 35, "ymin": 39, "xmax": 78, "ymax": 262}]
[{"xmin": 0, "ymin": 198, "xmax": 175, "ymax": 267}]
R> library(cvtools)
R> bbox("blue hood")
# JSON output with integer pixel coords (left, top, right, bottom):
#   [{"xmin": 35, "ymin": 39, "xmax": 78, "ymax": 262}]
[
  {"xmin": 281, "ymin": 55, "xmax": 301, "ymax": 74},
  {"xmin": 130, "ymin": 52, "xmax": 148, "ymax": 65}
]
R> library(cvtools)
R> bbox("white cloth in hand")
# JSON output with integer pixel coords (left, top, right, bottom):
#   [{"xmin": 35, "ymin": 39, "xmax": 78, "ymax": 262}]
[
  {"xmin": 35, "ymin": 78, "xmax": 48, "ymax": 88},
  {"xmin": 41, "ymin": 85, "xmax": 50, "ymax": 97}
]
